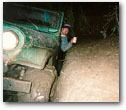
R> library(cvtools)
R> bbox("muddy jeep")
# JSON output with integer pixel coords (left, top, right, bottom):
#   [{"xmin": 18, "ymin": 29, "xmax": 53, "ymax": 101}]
[{"xmin": 3, "ymin": 3, "xmax": 64, "ymax": 102}]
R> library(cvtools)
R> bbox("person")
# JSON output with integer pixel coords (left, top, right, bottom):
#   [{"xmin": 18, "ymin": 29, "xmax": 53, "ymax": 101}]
[
  {"xmin": 55, "ymin": 24, "xmax": 77, "ymax": 75},
  {"xmin": 60, "ymin": 24, "xmax": 77, "ymax": 52}
]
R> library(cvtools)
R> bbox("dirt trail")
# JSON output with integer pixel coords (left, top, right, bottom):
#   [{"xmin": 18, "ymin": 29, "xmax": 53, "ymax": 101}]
[{"xmin": 51, "ymin": 36, "xmax": 119, "ymax": 102}]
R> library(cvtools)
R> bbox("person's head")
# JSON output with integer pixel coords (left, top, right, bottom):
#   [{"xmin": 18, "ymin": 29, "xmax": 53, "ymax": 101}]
[{"xmin": 61, "ymin": 24, "xmax": 71, "ymax": 35}]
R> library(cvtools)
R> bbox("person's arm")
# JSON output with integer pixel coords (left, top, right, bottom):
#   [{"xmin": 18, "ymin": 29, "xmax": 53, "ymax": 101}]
[{"xmin": 61, "ymin": 36, "xmax": 72, "ymax": 52}]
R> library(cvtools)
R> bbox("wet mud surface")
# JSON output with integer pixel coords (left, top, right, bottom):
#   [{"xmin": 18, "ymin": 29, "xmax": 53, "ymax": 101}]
[
  {"xmin": 4, "ymin": 36, "xmax": 119, "ymax": 102},
  {"xmin": 52, "ymin": 36, "xmax": 119, "ymax": 102}
]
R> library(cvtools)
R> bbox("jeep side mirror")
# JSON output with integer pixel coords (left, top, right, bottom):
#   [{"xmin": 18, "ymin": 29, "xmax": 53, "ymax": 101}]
[{"xmin": 48, "ymin": 28, "xmax": 58, "ymax": 33}]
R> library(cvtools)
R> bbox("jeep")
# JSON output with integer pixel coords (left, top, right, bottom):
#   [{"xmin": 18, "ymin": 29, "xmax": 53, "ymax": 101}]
[{"xmin": 3, "ymin": 3, "xmax": 64, "ymax": 102}]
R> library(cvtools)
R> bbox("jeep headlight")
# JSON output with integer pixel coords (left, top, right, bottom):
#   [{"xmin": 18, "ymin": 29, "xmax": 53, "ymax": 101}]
[{"xmin": 3, "ymin": 31, "xmax": 19, "ymax": 50}]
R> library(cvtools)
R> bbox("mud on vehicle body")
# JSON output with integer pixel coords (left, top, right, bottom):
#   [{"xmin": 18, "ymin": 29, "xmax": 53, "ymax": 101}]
[{"xmin": 3, "ymin": 3, "xmax": 64, "ymax": 102}]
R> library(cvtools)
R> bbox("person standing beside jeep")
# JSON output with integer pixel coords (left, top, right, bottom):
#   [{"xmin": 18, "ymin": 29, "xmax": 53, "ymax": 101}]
[
  {"xmin": 55, "ymin": 24, "xmax": 77, "ymax": 75},
  {"xmin": 60, "ymin": 24, "xmax": 77, "ymax": 52}
]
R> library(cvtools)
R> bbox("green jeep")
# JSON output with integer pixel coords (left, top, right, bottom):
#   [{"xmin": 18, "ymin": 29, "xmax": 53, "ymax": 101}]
[{"xmin": 3, "ymin": 3, "xmax": 64, "ymax": 102}]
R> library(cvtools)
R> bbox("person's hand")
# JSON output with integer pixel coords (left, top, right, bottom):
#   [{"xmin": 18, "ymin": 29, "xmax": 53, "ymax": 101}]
[
  {"xmin": 70, "ymin": 38, "xmax": 74, "ymax": 44},
  {"xmin": 70, "ymin": 37, "xmax": 77, "ymax": 44}
]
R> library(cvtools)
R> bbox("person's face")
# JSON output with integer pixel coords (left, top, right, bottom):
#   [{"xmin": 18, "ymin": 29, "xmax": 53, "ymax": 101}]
[{"xmin": 61, "ymin": 28, "xmax": 69, "ymax": 35}]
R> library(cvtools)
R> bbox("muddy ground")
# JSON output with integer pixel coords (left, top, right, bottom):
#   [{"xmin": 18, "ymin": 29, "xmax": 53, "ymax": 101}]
[
  {"xmin": 3, "ymin": 36, "xmax": 119, "ymax": 102},
  {"xmin": 51, "ymin": 36, "xmax": 119, "ymax": 102}
]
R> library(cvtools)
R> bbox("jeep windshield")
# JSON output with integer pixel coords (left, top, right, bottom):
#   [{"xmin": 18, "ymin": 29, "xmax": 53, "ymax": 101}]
[{"xmin": 3, "ymin": 3, "xmax": 63, "ymax": 33}]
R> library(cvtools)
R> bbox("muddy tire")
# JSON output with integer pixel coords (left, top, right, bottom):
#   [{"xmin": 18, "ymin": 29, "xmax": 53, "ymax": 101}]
[{"xmin": 17, "ymin": 67, "xmax": 57, "ymax": 102}]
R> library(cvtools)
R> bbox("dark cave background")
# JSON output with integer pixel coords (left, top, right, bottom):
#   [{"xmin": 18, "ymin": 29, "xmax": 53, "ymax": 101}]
[{"xmin": 14, "ymin": 2, "xmax": 119, "ymax": 40}]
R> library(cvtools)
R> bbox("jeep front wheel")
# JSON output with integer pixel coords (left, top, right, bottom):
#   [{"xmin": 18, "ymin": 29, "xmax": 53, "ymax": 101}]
[{"xmin": 17, "ymin": 67, "xmax": 57, "ymax": 102}]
